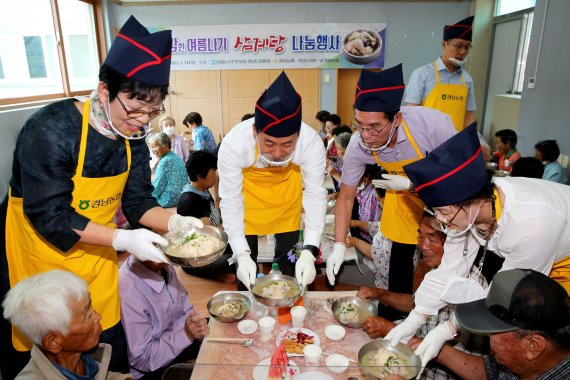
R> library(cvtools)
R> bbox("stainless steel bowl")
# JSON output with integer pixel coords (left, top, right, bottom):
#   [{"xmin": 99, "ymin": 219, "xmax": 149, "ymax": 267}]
[
  {"xmin": 358, "ymin": 339, "xmax": 421, "ymax": 379},
  {"xmin": 486, "ymin": 162, "xmax": 498, "ymax": 171},
  {"xmin": 161, "ymin": 225, "xmax": 228, "ymax": 267},
  {"xmin": 207, "ymin": 292, "xmax": 251, "ymax": 323},
  {"xmin": 331, "ymin": 296, "xmax": 378, "ymax": 328},
  {"xmin": 250, "ymin": 273, "xmax": 303, "ymax": 307}
]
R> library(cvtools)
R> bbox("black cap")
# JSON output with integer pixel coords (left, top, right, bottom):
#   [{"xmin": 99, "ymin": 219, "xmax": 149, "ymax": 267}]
[
  {"xmin": 103, "ymin": 16, "xmax": 172, "ymax": 86},
  {"xmin": 443, "ymin": 16, "xmax": 474, "ymax": 42},
  {"xmin": 354, "ymin": 64, "xmax": 405, "ymax": 112},
  {"xmin": 456, "ymin": 269, "xmax": 570, "ymax": 335},
  {"xmin": 404, "ymin": 124, "xmax": 486, "ymax": 207},
  {"xmin": 255, "ymin": 72, "xmax": 302, "ymax": 138}
]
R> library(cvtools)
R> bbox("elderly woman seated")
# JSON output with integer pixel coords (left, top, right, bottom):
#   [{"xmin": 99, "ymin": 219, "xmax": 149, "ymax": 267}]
[
  {"xmin": 148, "ymin": 133, "xmax": 188, "ymax": 208},
  {"xmin": 2, "ymin": 270, "xmax": 132, "ymax": 379}
]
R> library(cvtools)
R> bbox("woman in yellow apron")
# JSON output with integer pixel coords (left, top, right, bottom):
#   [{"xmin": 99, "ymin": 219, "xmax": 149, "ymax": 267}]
[
  {"xmin": 386, "ymin": 125, "xmax": 570, "ymax": 367},
  {"xmin": 0, "ymin": 17, "xmax": 202, "ymax": 379},
  {"xmin": 218, "ymin": 72, "xmax": 327, "ymax": 291}
]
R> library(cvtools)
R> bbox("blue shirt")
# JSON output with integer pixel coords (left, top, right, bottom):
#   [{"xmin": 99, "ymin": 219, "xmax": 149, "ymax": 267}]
[
  {"xmin": 543, "ymin": 161, "xmax": 568, "ymax": 184},
  {"xmin": 193, "ymin": 125, "xmax": 217, "ymax": 153},
  {"xmin": 152, "ymin": 151, "xmax": 188, "ymax": 208},
  {"xmin": 405, "ymin": 57, "xmax": 476, "ymax": 111}
]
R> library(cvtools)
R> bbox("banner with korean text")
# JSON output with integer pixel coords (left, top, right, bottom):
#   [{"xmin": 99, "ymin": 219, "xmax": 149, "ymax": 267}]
[{"xmin": 162, "ymin": 23, "xmax": 387, "ymax": 70}]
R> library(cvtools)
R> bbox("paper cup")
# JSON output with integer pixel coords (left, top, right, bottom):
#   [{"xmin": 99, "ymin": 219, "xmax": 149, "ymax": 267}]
[
  {"xmin": 258, "ymin": 316, "xmax": 276, "ymax": 340},
  {"xmin": 290, "ymin": 306, "xmax": 307, "ymax": 328},
  {"xmin": 303, "ymin": 344, "xmax": 322, "ymax": 366}
]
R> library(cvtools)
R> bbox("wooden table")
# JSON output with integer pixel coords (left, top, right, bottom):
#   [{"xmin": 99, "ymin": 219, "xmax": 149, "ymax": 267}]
[{"xmin": 191, "ymin": 291, "xmax": 371, "ymax": 379}]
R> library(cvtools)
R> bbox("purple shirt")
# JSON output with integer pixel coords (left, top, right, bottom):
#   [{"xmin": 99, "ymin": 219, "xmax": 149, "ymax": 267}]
[
  {"xmin": 119, "ymin": 256, "xmax": 194, "ymax": 378},
  {"xmin": 341, "ymin": 106, "xmax": 456, "ymax": 186}
]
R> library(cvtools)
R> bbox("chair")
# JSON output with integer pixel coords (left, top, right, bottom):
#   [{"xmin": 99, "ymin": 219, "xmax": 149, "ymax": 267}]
[{"xmin": 161, "ymin": 363, "xmax": 194, "ymax": 380}]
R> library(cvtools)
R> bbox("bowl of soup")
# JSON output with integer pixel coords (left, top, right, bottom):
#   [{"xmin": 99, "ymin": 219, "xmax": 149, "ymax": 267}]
[
  {"xmin": 161, "ymin": 225, "xmax": 228, "ymax": 267},
  {"xmin": 332, "ymin": 296, "xmax": 377, "ymax": 328},
  {"xmin": 358, "ymin": 339, "xmax": 421, "ymax": 379},
  {"xmin": 342, "ymin": 29, "xmax": 383, "ymax": 65},
  {"xmin": 207, "ymin": 292, "xmax": 251, "ymax": 323},
  {"xmin": 250, "ymin": 273, "xmax": 302, "ymax": 308}
]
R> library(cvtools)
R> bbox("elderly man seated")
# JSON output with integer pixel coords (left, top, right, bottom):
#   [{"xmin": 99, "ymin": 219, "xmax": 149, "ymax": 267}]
[
  {"xmin": 357, "ymin": 212, "xmax": 487, "ymax": 338},
  {"xmin": 411, "ymin": 269, "xmax": 570, "ymax": 379},
  {"xmin": 2, "ymin": 270, "xmax": 132, "ymax": 379}
]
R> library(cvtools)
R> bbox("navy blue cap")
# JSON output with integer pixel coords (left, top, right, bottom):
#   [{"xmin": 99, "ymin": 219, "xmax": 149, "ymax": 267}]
[
  {"xmin": 403, "ymin": 124, "xmax": 486, "ymax": 207},
  {"xmin": 354, "ymin": 64, "xmax": 405, "ymax": 112},
  {"xmin": 443, "ymin": 16, "xmax": 474, "ymax": 42},
  {"xmin": 255, "ymin": 72, "xmax": 302, "ymax": 138},
  {"xmin": 103, "ymin": 16, "xmax": 172, "ymax": 86}
]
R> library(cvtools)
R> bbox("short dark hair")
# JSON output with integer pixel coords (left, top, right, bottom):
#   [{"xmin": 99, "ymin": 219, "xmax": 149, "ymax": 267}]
[
  {"xmin": 511, "ymin": 157, "xmax": 544, "ymax": 179},
  {"xmin": 535, "ymin": 140, "xmax": 561, "ymax": 163},
  {"xmin": 326, "ymin": 114, "xmax": 341, "ymax": 127},
  {"xmin": 332, "ymin": 125, "xmax": 353, "ymax": 136},
  {"xmin": 183, "ymin": 112, "xmax": 203, "ymax": 127},
  {"xmin": 186, "ymin": 150, "xmax": 217, "ymax": 182},
  {"xmin": 495, "ymin": 129, "xmax": 518, "ymax": 148},
  {"xmin": 516, "ymin": 324, "xmax": 570, "ymax": 351},
  {"xmin": 456, "ymin": 170, "xmax": 495, "ymax": 207},
  {"xmin": 98, "ymin": 64, "xmax": 168, "ymax": 103},
  {"xmin": 315, "ymin": 110, "xmax": 331, "ymax": 122},
  {"xmin": 241, "ymin": 113, "xmax": 255, "ymax": 122}
]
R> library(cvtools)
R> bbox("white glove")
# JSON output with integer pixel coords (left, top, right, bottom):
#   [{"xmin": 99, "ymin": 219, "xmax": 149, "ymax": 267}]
[
  {"xmin": 168, "ymin": 213, "xmax": 204, "ymax": 232},
  {"xmin": 326, "ymin": 243, "xmax": 346, "ymax": 286},
  {"xmin": 415, "ymin": 320, "xmax": 455, "ymax": 374},
  {"xmin": 384, "ymin": 310, "xmax": 426, "ymax": 346},
  {"xmin": 112, "ymin": 229, "xmax": 169, "ymax": 264},
  {"xmin": 371, "ymin": 174, "xmax": 411, "ymax": 191},
  {"xmin": 236, "ymin": 251, "xmax": 257, "ymax": 290},
  {"xmin": 295, "ymin": 250, "xmax": 316, "ymax": 287}
]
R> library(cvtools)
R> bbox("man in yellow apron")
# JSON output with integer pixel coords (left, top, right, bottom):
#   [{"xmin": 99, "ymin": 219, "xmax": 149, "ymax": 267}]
[
  {"xmin": 218, "ymin": 72, "xmax": 327, "ymax": 290},
  {"xmin": 405, "ymin": 16, "xmax": 476, "ymax": 131},
  {"xmin": 0, "ymin": 16, "xmax": 202, "ymax": 380},
  {"xmin": 386, "ymin": 124, "xmax": 570, "ymax": 368},
  {"xmin": 329, "ymin": 65, "xmax": 456, "ymax": 303}
]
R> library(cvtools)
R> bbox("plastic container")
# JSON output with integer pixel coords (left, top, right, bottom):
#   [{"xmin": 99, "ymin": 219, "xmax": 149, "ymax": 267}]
[{"xmin": 269, "ymin": 263, "xmax": 282, "ymax": 275}]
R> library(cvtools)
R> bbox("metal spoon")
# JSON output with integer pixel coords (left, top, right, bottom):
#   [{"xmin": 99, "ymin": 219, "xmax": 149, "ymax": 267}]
[{"xmin": 207, "ymin": 338, "xmax": 254, "ymax": 347}]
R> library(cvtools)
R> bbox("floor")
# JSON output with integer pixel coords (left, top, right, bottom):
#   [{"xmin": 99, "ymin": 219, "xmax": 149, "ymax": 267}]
[{"xmin": 118, "ymin": 252, "xmax": 429, "ymax": 316}]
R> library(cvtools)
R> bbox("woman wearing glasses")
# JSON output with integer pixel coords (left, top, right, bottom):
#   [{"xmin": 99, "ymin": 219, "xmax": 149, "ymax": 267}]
[
  {"xmin": 0, "ymin": 17, "xmax": 202, "ymax": 379},
  {"xmin": 328, "ymin": 64, "xmax": 456, "ymax": 299},
  {"xmin": 385, "ymin": 124, "xmax": 570, "ymax": 369},
  {"xmin": 405, "ymin": 16, "xmax": 477, "ymax": 131}
]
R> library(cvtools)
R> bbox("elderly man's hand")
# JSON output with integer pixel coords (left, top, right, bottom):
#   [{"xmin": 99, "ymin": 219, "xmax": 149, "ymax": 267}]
[
  {"xmin": 185, "ymin": 309, "xmax": 208, "ymax": 341},
  {"xmin": 357, "ymin": 286, "xmax": 383, "ymax": 300},
  {"xmin": 362, "ymin": 316, "xmax": 396, "ymax": 339}
]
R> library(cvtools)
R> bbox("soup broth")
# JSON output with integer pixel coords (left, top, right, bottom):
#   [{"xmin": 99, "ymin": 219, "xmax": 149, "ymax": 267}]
[
  {"xmin": 252, "ymin": 280, "xmax": 299, "ymax": 300},
  {"xmin": 361, "ymin": 348, "xmax": 415, "ymax": 379},
  {"xmin": 211, "ymin": 299, "xmax": 249, "ymax": 318},
  {"xmin": 165, "ymin": 232, "xmax": 224, "ymax": 258},
  {"xmin": 338, "ymin": 301, "xmax": 373, "ymax": 324}
]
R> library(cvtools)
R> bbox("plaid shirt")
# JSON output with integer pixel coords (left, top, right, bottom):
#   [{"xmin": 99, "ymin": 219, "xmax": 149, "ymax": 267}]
[{"xmin": 484, "ymin": 354, "xmax": 570, "ymax": 380}]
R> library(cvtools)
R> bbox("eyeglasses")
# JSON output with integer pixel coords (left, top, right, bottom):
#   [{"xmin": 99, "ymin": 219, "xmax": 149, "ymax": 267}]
[
  {"xmin": 424, "ymin": 206, "xmax": 463, "ymax": 228},
  {"xmin": 447, "ymin": 41, "xmax": 473, "ymax": 51},
  {"xmin": 116, "ymin": 96, "xmax": 165, "ymax": 119},
  {"xmin": 351, "ymin": 118, "xmax": 391, "ymax": 137}
]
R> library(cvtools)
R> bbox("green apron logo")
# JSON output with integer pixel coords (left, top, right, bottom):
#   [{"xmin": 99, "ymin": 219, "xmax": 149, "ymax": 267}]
[
  {"xmin": 442, "ymin": 94, "xmax": 447, "ymax": 100},
  {"xmin": 79, "ymin": 200, "xmax": 90, "ymax": 210}
]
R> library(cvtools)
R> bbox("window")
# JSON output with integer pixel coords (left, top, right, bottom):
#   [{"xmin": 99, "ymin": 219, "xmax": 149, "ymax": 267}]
[
  {"xmin": 512, "ymin": 12, "xmax": 533, "ymax": 93},
  {"xmin": 24, "ymin": 36, "xmax": 48, "ymax": 79},
  {"xmin": 496, "ymin": 0, "xmax": 536, "ymax": 16},
  {"xmin": 0, "ymin": 0, "xmax": 102, "ymax": 105}
]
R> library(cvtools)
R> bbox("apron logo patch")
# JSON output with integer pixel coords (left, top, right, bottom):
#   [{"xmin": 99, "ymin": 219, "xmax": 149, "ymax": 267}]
[
  {"xmin": 79, "ymin": 200, "xmax": 90, "ymax": 210},
  {"xmin": 77, "ymin": 193, "xmax": 122, "ymax": 210},
  {"xmin": 441, "ymin": 94, "xmax": 464, "ymax": 101}
]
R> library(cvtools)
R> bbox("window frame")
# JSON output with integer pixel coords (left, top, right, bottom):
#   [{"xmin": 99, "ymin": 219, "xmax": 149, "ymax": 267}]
[{"xmin": 0, "ymin": 0, "xmax": 106, "ymax": 107}]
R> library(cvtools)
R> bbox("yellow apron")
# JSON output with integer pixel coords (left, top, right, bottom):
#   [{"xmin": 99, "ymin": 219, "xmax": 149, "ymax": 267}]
[
  {"xmin": 422, "ymin": 62, "xmax": 468, "ymax": 131},
  {"xmin": 550, "ymin": 256, "xmax": 570, "ymax": 294},
  {"xmin": 372, "ymin": 120, "xmax": 425, "ymax": 244},
  {"xmin": 5, "ymin": 100, "xmax": 129, "ymax": 351},
  {"xmin": 242, "ymin": 146, "xmax": 303, "ymax": 235}
]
